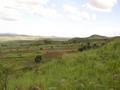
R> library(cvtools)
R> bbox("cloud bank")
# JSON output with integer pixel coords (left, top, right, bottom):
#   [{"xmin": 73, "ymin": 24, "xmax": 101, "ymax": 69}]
[
  {"xmin": 88, "ymin": 0, "xmax": 118, "ymax": 12},
  {"xmin": 0, "ymin": 0, "xmax": 57, "ymax": 21},
  {"xmin": 0, "ymin": 0, "xmax": 118, "ymax": 21},
  {"xmin": 64, "ymin": 4, "xmax": 96, "ymax": 21}
]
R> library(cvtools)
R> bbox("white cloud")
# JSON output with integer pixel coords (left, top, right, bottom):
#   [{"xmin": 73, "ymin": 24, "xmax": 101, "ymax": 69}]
[
  {"xmin": 88, "ymin": 0, "xmax": 118, "ymax": 12},
  {"xmin": 27, "ymin": 5, "xmax": 57, "ymax": 17},
  {"xmin": 0, "ymin": 8, "xmax": 22, "ymax": 21},
  {"xmin": 64, "ymin": 4, "xmax": 96, "ymax": 21},
  {"xmin": 0, "ymin": 0, "xmax": 58, "ymax": 21},
  {"xmin": 17, "ymin": 0, "xmax": 49, "ymax": 5}
]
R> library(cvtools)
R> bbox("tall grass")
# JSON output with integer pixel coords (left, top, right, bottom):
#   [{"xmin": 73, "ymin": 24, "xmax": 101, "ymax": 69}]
[{"xmin": 1, "ymin": 39, "xmax": 119, "ymax": 90}]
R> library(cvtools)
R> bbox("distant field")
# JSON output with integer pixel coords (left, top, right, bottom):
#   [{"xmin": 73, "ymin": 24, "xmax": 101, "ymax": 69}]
[
  {"xmin": 0, "ymin": 34, "xmax": 70, "ymax": 42},
  {"xmin": 0, "ymin": 36, "xmax": 40, "ymax": 41}
]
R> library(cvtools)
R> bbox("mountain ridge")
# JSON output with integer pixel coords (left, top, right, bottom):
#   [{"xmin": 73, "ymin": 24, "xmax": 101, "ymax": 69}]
[
  {"xmin": 0, "ymin": 33, "xmax": 119, "ymax": 42},
  {"xmin": 0, "ymin": 33, "xmax": 70, "ymax": 41}
]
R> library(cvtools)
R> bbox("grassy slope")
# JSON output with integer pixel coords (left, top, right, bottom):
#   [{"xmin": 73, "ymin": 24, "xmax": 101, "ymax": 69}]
[
  {"xmin": 5, "ymin": 38, "xmax": 120, "ymax": 90},
  {"xmin": 87, "ymin": 34, "xmax": 108, "ymax": 39}
]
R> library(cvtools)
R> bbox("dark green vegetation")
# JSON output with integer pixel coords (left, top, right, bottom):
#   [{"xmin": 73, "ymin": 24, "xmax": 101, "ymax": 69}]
[{"xmin": 0, "ymin": 35, "xmax": 120, "ymax": 90}]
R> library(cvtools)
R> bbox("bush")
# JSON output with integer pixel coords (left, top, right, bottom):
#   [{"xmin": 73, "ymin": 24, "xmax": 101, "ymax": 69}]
[{"xmin": 34, "ymin": 55, "xmax": 42, "ymax": 63}]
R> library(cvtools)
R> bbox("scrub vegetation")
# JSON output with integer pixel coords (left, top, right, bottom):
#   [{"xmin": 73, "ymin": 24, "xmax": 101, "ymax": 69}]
[{"xmin": 0, "ymin": 35, "xmax": 120, "ymax": 90}]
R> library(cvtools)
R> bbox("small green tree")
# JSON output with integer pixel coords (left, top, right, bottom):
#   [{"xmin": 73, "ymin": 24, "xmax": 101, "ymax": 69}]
[{"xmin": 35, "ymin": 55, "xmax": 42, "ymax": 64}]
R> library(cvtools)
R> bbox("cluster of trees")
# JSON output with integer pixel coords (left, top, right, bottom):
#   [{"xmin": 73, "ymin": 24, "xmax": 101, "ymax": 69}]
[{"xmin": 78, "ymin": 42, "xmax": 105, "ymax": 52}]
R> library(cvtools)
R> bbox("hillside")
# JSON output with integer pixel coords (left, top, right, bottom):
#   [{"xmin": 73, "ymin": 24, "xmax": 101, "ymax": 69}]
[
  {"xmin": 67, "ymin": 35, "xmax": 108, "ymax": 43},
  {"xmin": 0, "ymin": 37, "xmax": 120, "ymax": 90},
  {"xmin": 87, "ymin": 34, "xmax": 108, "ymax": 39}
]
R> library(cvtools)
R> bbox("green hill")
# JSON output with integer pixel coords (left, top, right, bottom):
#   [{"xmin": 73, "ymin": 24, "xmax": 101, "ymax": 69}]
[
  {"xmin": 67, "ymin": 35, "xmax": 109, "ymax": 44},
  {"xmin": 0, "ymin": 38, "xmax": 119, "ymax": 90},
  {"xmin": 88, "ymin": 34, "xmax": 108, "ymax": 39}
]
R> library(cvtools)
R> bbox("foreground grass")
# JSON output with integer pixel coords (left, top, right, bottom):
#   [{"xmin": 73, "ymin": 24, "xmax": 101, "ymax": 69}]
[{"xmin": 3, "ymin": 39, "xmax": 120, "ymax": 90}]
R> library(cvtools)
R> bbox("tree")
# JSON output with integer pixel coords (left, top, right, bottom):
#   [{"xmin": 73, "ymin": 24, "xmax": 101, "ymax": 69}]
[{"xmin": 35, "ymin": 55, "xmax": 42, "ymax": 63}]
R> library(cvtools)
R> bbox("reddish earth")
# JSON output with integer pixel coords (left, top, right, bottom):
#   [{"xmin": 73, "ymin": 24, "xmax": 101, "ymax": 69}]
[
  {"xmin": 43, "ymin": 49, "xmax": 77, "ymax": 58},
  {"xmin": 0, "ymin": 48, "xmax": 78, "ymax": 59}
]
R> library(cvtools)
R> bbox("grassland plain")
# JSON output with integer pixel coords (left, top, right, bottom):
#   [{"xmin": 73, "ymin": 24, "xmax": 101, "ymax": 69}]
[{"xmin": 0, "ymin": 37, "xmax": 120, "ymax": 90}]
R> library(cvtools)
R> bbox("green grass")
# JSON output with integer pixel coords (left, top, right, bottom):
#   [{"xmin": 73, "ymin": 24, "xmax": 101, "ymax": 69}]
[{"xmin": 0, "ymin": 38, "xmax": 120, "ymax": 90}]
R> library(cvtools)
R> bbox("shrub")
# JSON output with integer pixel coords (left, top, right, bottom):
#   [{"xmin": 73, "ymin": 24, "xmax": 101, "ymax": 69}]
[{"xmin": 34, "ymin": 55, "xmax": 42, "ymax": 64}]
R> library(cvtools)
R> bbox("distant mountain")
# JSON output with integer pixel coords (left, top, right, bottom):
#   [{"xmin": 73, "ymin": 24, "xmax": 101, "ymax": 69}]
[
  {"xmin": 0, "ymin": 33, "xmax": 18, "ymax": 36},
  {"xmin": 0, "ymin": 33, "xmax": 70, "ymax": 42},
  {"xmin": 0, "ymin": 33, "xmax": 32, "ymax": 37},
  {"xmin": 67, "ymin": 35, "xmax": 109, "ymax": 43},
  {"xmin": 0, "ymin": 33, "xmax": 117, "ymax": 42},
  {"xmin": 87, "ymin": 35, "xmax": 108, "ymax": 39}
]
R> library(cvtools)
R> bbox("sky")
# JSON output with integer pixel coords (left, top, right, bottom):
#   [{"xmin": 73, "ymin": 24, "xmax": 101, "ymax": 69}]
[{"xmin": 0, "ymin": 0, "xmax": 120, "ymax": 37}]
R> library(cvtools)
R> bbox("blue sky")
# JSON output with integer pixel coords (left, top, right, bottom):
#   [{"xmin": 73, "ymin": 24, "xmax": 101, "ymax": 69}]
[{"xmin": 0, "ymin": 0, "xmax": 119, "ymax": 37}]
